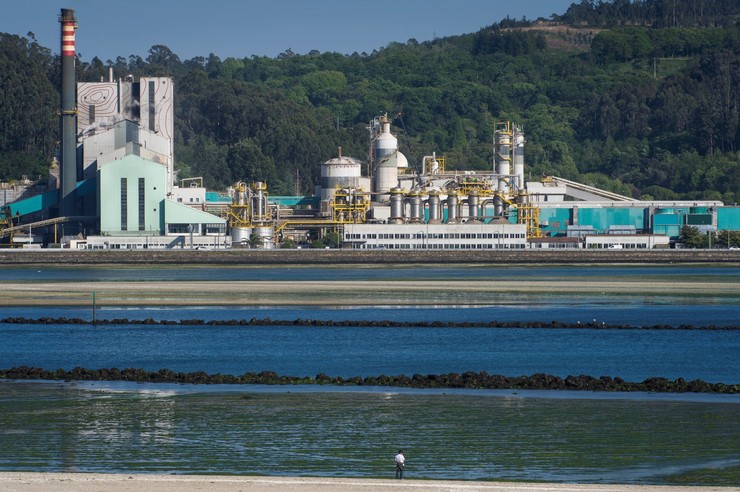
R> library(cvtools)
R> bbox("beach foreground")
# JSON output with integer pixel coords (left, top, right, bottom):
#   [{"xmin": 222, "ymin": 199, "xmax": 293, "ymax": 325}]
[{"xmin": 0, "ymin": 474, "xmax": 730, "ymax": 492}]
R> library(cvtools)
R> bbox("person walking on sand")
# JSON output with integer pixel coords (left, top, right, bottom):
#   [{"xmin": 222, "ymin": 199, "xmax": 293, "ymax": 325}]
[{"xmin": 395, "ymin": 449, "xmax": 405, "ymax": 479}]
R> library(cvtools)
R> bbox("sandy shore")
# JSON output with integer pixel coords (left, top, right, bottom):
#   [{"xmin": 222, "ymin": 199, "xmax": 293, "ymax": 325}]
[
  {"xmin": 0, "ymin": 473, "xmax": 729, "ymax": 492},
  {"xmin": 2, "ymin": 278, "xmax": 739, "ymax": 307}
]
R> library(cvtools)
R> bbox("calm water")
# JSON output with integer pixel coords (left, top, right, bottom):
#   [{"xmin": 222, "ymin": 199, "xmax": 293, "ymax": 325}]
[
  {"xmin": 1, "ymin": 324, "xmax": 738, "ymax": 383},
  {"xmin": 1, "ymin": 265, "xmax": 739, "ymax": 484},
  {"xmin": 0, "ymin": 382, "xmax": 738, "ymax": 485}
]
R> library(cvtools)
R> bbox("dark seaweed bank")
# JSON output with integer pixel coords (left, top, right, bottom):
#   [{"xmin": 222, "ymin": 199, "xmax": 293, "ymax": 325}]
[
  {"xmin": 1, "ymin": 316, "xmax": 739, "ymax": 330},
  {"xmin": 1, "ymin": 366, "xmax": 737, "ymax": 393}
]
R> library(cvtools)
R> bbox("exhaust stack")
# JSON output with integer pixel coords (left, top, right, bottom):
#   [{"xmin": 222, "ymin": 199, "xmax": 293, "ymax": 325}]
[{"xmin": 59, "ymin": 8, "xmax": 77, "ymax": 217}]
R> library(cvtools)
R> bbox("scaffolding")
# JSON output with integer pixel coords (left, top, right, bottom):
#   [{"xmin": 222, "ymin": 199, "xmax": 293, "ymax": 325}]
[
  {"xmin": 514, "ymin": 192, "xmax": 542, "ymax": 238},
  {"xmin": 331, "ymin": 187, "xmax": 370, "ymax": 224}
]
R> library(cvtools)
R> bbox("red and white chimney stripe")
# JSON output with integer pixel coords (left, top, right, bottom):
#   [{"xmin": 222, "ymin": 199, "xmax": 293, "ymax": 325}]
[{"xmin": 62, "ymin": 22, "xmax": 76, "ymax": 56}]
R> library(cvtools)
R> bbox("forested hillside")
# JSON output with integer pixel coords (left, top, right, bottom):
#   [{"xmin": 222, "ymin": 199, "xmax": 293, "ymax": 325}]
[{"xmin": 1, "ymin": 0, "xmax": 738, "ymax": 202}]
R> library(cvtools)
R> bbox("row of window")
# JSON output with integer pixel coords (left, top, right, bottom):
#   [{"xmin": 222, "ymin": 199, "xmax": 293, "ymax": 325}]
[
  {"xmin": 531, "ymin": 243, "xmax": 581, "ymax": 249},
  {"xmin": 346, "ymin": 232, "xmax": 525, "ymax": 240},
  {"xmin": 355, "ymin": 243, "xmax": 527, "ymax": 250},
  {"xmin": 84, "ymin": 242, "xmax": 222, "ymax": 250},
  {"xmin": 167, "ymin": 223, "xmax": 227, "ymax": 234},
  {"xmin": 587, "ymin": 243, "xmax": 648, "ymax": 249},
  {"xmin": 120, "ymin": 177, "xmax": 147, "ymax": 231}
]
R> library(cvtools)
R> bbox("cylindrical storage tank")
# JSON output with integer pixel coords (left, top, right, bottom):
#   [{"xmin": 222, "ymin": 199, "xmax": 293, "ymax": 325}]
[
  {"xmin": 231, "ymin": 226, "xmax": 252, "ymax": 244},
  {"xmin": 253, "ymin": 226, "xmax": 274, "ymax": 249},
  {"xmin": 389, "ymin": 187, "xmax": 405, "ymax": 224},
  {"xmin": 446, "ymin": 190, "xmax": 459, "ymax": 223},
  {"xmin": 468, "ymin": 190, "xmax": 480, "ymax": 222},
  {"xmin": 320, "ymin": 154, "xmax": 363, "ymax": 204},
  {"xmin": 407, "ymin": 189, "xmax": 423, "ymax": 223},
  {"xmin": 513, "ymin": 130, "xmax": 525, "ymax": 191},
  {"xmin": 374, "ymin": 120, "xmax": 398, "ymax": 164},
  {"xmin": 427, "ymin": 190, "xmax": 441, "ymax": 224},
  {"xmin": 372, "ymin": 115, "xmax": 400, "ymax": 201},
  {"xmin": 375, "ymin": 154, "xmax": 399, "ymax": 202}
]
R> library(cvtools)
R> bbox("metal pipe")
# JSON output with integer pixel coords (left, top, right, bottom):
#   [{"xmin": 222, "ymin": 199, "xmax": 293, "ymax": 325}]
[
  {"xmin": 494, "ymin": 196, "xmax": 504, "ymax": 216},
  {"xmin": 446, "ymin": 191, "xmax": 459, "ymax": 224},
  {"xmin": 468, "ymin": 190, "xmax": 480, "ymax": 222},
  {"xmin": 389, "ymin": 188, "xmax": 405, "ymax": 224},
  {"xmin": 427, "ymin": 191, "xmax": 441, "ymax": 224},
  {"xmin": 407, "ymin": 191, "xmax": 423, "ymax": 224}
]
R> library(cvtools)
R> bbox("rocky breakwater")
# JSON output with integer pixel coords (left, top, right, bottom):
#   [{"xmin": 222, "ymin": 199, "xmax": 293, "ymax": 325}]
[
  {"xmin": 1, "ymin": 316, "xmax": 739, "ymax": 330},
  {"xmin": 1, "ymin": 366, "xmax": 737, "ymax": 394}
]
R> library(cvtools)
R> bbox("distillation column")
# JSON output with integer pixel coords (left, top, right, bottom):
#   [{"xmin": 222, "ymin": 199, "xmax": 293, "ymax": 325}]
[
  {"xmin": 496, "ymin": 123, "xmax": 512, "ymax": 195},
  {"xmin": 513, "ymin": 126, "xmax": 525, "ymax": 191}
]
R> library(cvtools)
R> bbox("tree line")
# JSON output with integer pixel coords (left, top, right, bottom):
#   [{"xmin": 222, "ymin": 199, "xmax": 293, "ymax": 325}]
[
  {"xmin": 0, "ymin": 0, "xmax": 738, "ymax": 203},
  {"xmin": 557, "ymin": 0, "xmax": 740, "ymax": 28}
]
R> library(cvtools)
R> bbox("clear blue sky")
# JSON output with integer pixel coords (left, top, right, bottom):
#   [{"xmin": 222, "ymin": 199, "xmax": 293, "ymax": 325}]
[{"xmin": 3, "ymin": 0, "xmax": 575, "ymax": 62}]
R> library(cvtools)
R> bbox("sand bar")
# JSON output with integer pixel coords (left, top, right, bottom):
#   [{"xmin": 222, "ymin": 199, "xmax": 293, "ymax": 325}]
[
  {"xmin": 0, "ymin": 473, "xmax": 729, "ymax": 492},
  {"xmin": 1, "ymin": 279, "xmax": 739, "ymax": 307}
]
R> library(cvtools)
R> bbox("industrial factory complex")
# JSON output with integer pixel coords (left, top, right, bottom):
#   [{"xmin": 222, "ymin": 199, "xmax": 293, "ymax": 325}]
[{"xmin": 1, "ymin": 9, "xmax": 739, "ymax": 251}]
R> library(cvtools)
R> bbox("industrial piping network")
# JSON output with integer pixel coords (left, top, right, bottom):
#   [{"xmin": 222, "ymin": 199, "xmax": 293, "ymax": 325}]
[{"xmin": 223, "ymin": 116, "xmax": 544, "ymax": 247}]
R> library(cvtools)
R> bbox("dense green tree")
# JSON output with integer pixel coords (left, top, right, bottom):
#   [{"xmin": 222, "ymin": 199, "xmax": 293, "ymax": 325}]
[
  {"xmin": 0, "ymin": 33, "xmax": 57, "ymax": 166},
  {"xmin": 1, "ymin": 0, "xmax": 739, "ymax": 205},
  {"xmin": 680, "ymin": 225, "xmax": 707, "ymax": 248}
]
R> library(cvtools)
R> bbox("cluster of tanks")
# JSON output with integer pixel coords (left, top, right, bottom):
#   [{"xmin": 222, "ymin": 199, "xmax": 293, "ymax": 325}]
[{"xmin": 228, "ymin": 115, "xmax": 540, "ymax": 247}]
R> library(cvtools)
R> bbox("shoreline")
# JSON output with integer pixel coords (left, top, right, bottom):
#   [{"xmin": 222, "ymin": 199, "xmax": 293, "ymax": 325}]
[
  {"xmin": 1, "ymin": 249, "xmax": 740, "ymax": 265},
  {"xmin": 0, "ymin": 473, "xmax": 729, "ymax": 492}
]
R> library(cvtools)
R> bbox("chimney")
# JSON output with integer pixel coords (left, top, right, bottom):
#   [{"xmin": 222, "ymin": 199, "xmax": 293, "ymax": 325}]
[{"xmin": 59, "ymin": 8, "xmax": 78, "ymax": 217}]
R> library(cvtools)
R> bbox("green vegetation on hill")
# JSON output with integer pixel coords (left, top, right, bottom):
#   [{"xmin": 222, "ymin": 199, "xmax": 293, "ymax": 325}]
[{"xmin": 0, "ymin": 0, "xmax": 738, "ymax": 202}]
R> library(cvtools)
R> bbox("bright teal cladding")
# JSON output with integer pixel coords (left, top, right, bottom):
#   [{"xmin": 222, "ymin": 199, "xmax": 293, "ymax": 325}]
[
  {"xmin": 270, "ymin": 196, "xmax": 320, "ymax": 207},
  {"xmin": 538, "ymin": 208, "xmax": 571, "ymax": 234},
  {"xmin": 2, "ymin": 190, "xmax": 58, "ymax": 218},
  {"xmin": 539, "ymin": 207, "xmax": 647, "ymax": 235},
  {"xmin": 206, "ymin": 191, "xmax": 231, "ymax": 203},
  {"xmin": 538, "ymin": 205, "xmax": 740, "ymax": 237},
  {"xmin": 718, "ymin": 207, "xmax": 740, "ymax": 230},
  {"xmin": 577, "ymin": 208, "xmax": 647, "ymax": 231}
]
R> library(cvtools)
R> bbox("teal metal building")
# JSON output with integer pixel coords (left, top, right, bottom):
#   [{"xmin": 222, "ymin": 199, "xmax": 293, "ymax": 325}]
[
  {"xmin": 99, "ymin": 155, "xmax": 225, "ymax": 237},
  {"xmin": 537, "ymin": 205, "xmax": 740, "ymax": 239}
]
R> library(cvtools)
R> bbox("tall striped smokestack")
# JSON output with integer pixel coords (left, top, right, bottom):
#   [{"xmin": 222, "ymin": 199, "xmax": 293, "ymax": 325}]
[{"xmin": 59, "ymin": 8, "xmax": 77, "ymax": 217}]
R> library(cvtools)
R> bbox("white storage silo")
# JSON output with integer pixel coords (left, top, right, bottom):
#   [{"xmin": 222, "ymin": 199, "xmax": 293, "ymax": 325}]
[{"xmin": 320, "ymin": 149, "xmax": 363, "ymax": 215}]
